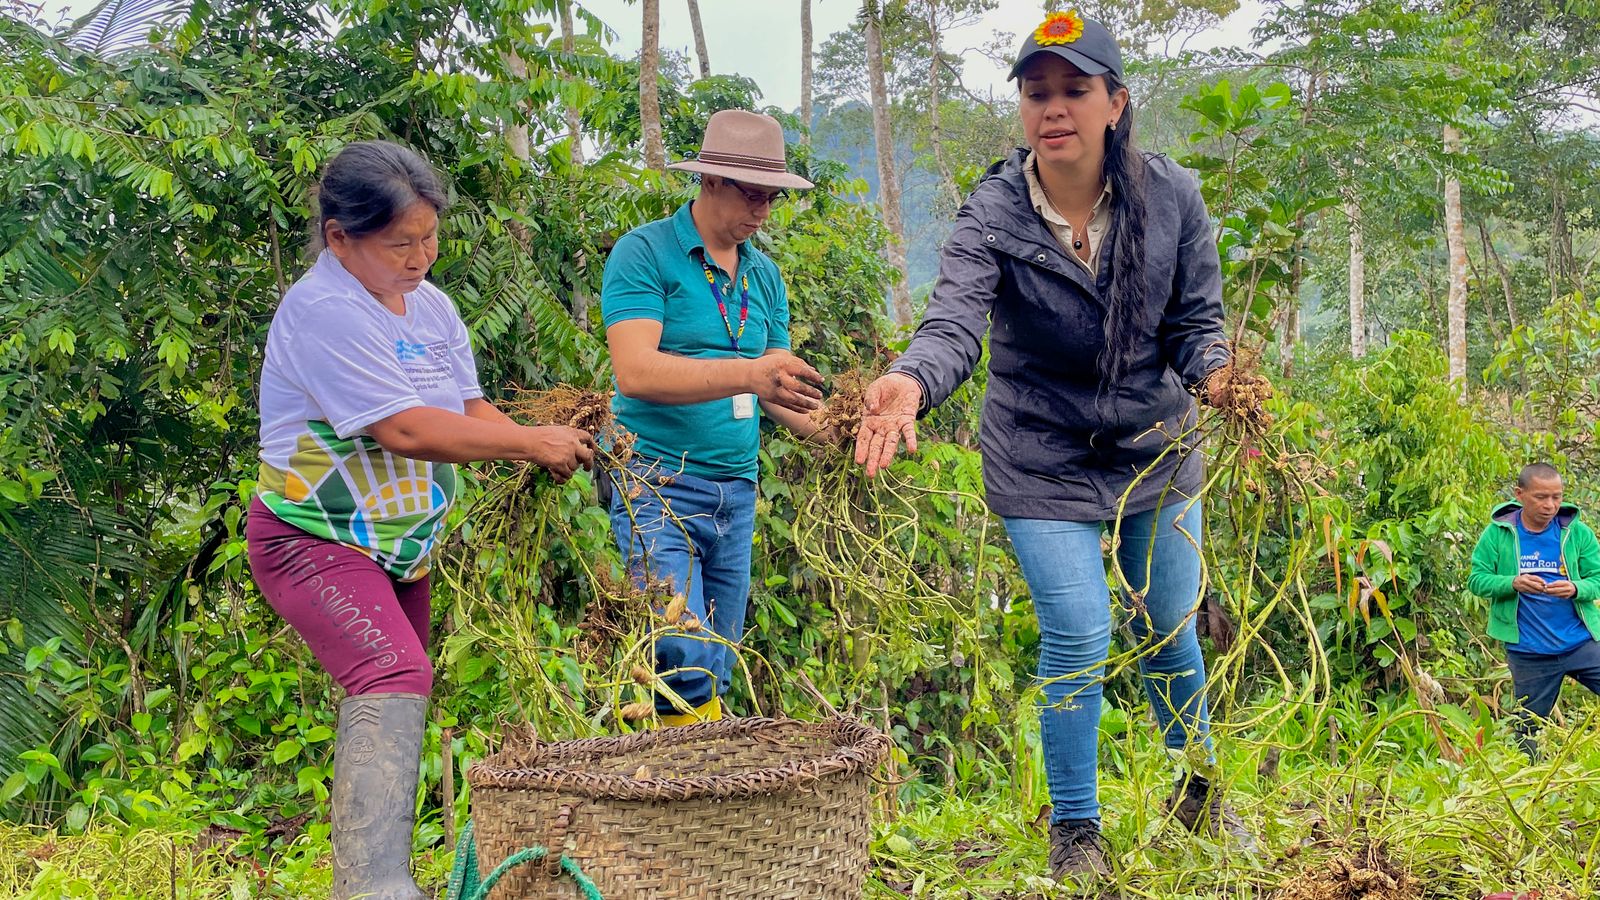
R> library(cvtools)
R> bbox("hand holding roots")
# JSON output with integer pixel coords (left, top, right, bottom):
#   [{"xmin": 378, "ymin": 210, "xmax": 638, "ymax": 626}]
[
  {"xmin": 809, "ymin": 370, "xmax": 869, "ymax": 442},
  {"xmin": 1204, "ymin": 347, "xmax": 1276, "ymax": 433},
  {"xmin": 503, "ymin": 384, "xmax": 636, "ymax": 469},
  {"xmin": 808, "ymin": 364, "xmax": 922, "ymax": 481}
]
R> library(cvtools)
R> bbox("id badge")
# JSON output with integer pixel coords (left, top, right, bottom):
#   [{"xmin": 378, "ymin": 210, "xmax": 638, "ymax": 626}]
[{"xmin": 732, "ymin": 393, "xmax": 756, "ymax": 419}]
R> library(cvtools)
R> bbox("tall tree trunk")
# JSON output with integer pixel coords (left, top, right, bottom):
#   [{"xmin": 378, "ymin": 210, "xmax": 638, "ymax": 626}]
[
  {"xmin": 1550, "ymin": 179, "xmax": 1575, "ymax": 301},
  {"xmin": 926, "ymin": 1, "xmax": 960, "ymax": 212},
  {"xmin": 687, "ymin": 0, "xmax": 710, "ymax": 80},
  {"xmin": 1347, "ymin": 195, "xmax": 1366, "ymax": 358},
  {"xmin": 800, "ymin": 0, "xmax": 813, "ymax": 145},
  {"xmin": 1477, "ymin": 219, "xmax": 1516, "ymax": 331},
  {"xmin": 1443, "ymin": 125, "xmax": 1469, "ymax": 391},
  {"xmin": 503, "ymin": 51, "xmax": 530, "ymax": 162},
  {"xmin": 1282, "ymin": 256, "xmax": 1301, "ymax": 377},
  {"xmin": 557, "ymin": 1, "xmax": 591, "ymax": 329},
  {"xmin": 503, "ymin": 52, "xmax": 564, "ymax": 330},
  {"xmin": 1280, "ymin": 68, "xmax": 1321, "ymax": 378},
  {"xmin": 559, "ymin": 0, "xmax": 584, "ymax": 165},
  {"xmin": 640, "ymin": 0, "xmax": 666, "ymax": 171},
  {"xmin": 864, "ymin": 0, "xmax": 913, "ymax": 323}
]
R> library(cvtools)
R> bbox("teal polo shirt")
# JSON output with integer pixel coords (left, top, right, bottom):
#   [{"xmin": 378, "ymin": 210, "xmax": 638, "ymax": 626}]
[{"xmin": 601, "ymin": 202, "xmax": 792, "ymax": 481}]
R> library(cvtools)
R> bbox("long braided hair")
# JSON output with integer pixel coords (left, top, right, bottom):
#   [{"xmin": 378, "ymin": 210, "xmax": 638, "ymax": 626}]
[{"xmin": 1096, "ymin": 71, "xmax": 1147, "ymax": 393}]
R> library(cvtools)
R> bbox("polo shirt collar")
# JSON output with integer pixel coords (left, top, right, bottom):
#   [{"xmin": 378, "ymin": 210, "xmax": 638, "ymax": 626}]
[
  {"xmin": 672, "ymin": 201, "xmax": 705, "ymax": 257},
  {"xmin": 672, "ymin": 200, "xmax": 749, "ymax": 269}
]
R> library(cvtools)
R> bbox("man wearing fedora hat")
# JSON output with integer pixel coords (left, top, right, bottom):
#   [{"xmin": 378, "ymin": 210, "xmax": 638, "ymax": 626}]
[{"xmin": 602, "ymin": 109, "xmax": 826, "ymax": 726}]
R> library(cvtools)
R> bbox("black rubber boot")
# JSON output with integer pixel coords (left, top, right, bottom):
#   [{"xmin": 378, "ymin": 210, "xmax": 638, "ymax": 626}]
[{"xmin": 330, "ymin": 692, "xmax": 428, "ymax": 900}]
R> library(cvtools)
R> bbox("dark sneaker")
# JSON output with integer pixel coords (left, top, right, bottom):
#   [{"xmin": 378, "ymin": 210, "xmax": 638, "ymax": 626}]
[
  {"xmin": 1048, "ymin": 818, "xmax": 1111, "ymax": 882},
  {"xmin": 1167, "ymin": 772, "xmax": 1258, "ymax": 852}
]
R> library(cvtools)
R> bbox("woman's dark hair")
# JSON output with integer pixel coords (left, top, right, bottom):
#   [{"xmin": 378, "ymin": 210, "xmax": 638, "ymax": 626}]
[
  {"xmin": 311, "ymin": 140, "xmax": 447, "ymax": 250},
  {"xmin": 1097, "ymin": 71, "xmax": 1147, "ymax": 392}
]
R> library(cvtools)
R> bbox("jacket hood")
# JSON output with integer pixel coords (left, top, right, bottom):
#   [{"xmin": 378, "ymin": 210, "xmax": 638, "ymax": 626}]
[
  {"xmin": 1490, "ymin": 500, "xmax": 1581, "ymax": 528},
  {"xmin": 988, "ymin": 146, "xmax": 1029, "ymax": 178},
  {"xmin": 967, "ymin": 148, "xmax": 1035, "ymax": 226}
]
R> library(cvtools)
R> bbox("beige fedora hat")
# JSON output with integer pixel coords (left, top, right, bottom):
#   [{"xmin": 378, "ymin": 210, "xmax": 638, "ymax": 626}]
[{"xmin": 667, "ymin": 109, "xmax": 814, "ymax": 190}]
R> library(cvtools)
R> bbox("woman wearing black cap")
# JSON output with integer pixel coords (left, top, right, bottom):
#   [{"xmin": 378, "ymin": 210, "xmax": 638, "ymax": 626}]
[{"xmin": 854, "ymin": 10, "xmax": 1250, "ymax": 882}]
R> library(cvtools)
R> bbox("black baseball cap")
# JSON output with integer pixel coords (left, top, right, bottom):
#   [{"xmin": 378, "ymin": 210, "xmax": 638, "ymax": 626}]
[{"xmin": 1007, "ymin": 11, "xmax": 1124, "ymax": 83}]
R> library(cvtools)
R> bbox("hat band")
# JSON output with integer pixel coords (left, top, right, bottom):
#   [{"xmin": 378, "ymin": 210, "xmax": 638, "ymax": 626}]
[{"xmin": 694, "ymin": 149, "xmax": 787, "ymax": 173}]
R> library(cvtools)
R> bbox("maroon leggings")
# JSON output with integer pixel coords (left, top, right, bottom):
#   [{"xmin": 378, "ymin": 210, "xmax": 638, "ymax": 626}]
[{"xmin": 246, "ymin": 499, "xmax": 434, "ymax": 696}]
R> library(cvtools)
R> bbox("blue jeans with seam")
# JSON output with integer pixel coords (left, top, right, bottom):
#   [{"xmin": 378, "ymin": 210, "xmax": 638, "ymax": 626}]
[
  {"xmin": 1004, "ymin": 496, "xmax": 1213, "ymax": 823},
  {"xmin": 609, "ymin": 464, "xmax": 756, "ymax": 712},
  {"xmin": 1505, "ymin": 640, "xmax": 1600, "ymax": 759}
]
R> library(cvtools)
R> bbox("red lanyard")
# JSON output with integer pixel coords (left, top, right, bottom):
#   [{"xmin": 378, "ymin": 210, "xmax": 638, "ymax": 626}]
[{"xmin": 700, "ymin": 257, "xmax": 750, "ymax": 354}]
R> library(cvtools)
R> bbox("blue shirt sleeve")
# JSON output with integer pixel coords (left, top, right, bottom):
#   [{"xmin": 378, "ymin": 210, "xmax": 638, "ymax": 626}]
[
  {"xmin": 766, "ymin": 267, "xmax": 792, "ymax": 352},
  {"xmin": 601, "ymin": 232, "xmax": 666, "ymax": 329}
]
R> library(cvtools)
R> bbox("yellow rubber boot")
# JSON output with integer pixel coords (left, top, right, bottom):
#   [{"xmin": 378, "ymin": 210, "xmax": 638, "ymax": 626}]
[{"xmin": 659, "ymin": 697, "xmax": 723, "ymax": 728}]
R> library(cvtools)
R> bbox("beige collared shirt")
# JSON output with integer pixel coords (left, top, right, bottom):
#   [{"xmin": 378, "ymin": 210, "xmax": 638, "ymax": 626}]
[{"xmin": 1024, "ymin": 151, "xmax": 1112, "ymax": 275}]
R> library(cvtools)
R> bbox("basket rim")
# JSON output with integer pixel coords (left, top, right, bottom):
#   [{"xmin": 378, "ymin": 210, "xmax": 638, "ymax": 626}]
[{"xmin": 466, "ymin": 715, "xmax": 890, "ymax": 802}]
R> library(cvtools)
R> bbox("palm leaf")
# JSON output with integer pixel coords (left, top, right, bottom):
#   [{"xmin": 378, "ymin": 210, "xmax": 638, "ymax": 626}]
[
  {"xmin": 0, "ymin": 501, "xmax": 147, "ymax": 822},
  {"xmin": 64, "ymin": 0, "xmax": 192, "ymax": 58}
]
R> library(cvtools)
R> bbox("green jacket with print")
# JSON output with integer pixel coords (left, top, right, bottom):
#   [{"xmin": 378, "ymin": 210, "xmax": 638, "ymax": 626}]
[{"xmin": 1467, "ymin": 501, "xmax": 1600, "ymax": 644}]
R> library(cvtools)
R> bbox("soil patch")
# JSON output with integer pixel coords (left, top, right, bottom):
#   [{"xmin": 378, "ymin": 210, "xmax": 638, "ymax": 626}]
[{"xmin": 1274, "ymin": 842, "xmax": 1420, "ymax": 900}]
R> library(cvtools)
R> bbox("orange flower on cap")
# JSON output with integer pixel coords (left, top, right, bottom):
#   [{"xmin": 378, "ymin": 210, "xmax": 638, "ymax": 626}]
[{"xmin": 1034, "ymin": 10, "xmax": 1085, "ymax": 46}]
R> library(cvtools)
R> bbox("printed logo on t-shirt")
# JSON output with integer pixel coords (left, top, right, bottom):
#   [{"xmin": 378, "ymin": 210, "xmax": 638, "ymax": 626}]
[
  {"xmin": 1520, "ymin": 549, "xmax": 1565, "ymax": 578},
  {"xmin": 396, "ymin": 339, "xmax": 455, "ymax": 392},
  {"xmin": 1511, "ymin": 516, "xmax": 1589, "ymax": 653},
  {"xmin": 395, "ymin": 339, "xmax": 430, "ymax": 362}
]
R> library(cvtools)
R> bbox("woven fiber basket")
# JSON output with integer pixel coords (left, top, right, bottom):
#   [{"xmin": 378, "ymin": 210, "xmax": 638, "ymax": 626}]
[{"xmin": 465, "ymin": 715, "xmax": 891, "ymax": 899}]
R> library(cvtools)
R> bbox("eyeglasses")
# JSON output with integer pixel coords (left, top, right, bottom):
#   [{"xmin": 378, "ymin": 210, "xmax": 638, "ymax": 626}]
[{"xmin": 723, "ymin": 178, "xmax": 787, "ymax": 208}]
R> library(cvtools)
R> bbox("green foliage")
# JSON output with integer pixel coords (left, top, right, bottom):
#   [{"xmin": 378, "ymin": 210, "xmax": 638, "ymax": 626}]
[
  {"xmin": 9, "ymin": 690, "xmax": 1600, "ymax": 896},
  {"xmin": 761, "ymin": 161, "xmax": 897, "ymax": 369},
  {"xmin": 1315, "ymin": 333, "xmax": 1514, "ymax": 675},
  {"xmin": 1485, "ymin": 291, "xmax": 1600, "ymax": 490},
  {"xmin": 1180, "ymin": 78, "xmax": 1323, "ymax": 335}
]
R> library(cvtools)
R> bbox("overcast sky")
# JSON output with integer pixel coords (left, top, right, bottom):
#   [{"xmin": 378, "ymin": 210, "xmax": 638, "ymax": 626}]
[
  {"xmin": 43, "ymin": 0, "xmax": 1268, "ymax": 110},
  {"xmin": 578, "ymin": 0, "xmax": 1267, "ymax": 112}
]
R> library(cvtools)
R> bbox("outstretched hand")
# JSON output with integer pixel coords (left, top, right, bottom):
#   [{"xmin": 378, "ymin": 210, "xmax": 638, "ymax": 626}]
[{"xmin": 854, "ymin": 373, "xmax": 923, "ymax": 478}]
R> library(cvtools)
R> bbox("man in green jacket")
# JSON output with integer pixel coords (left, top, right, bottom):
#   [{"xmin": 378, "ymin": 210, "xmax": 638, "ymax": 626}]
[{"xmin": 1468, "ymin": 462, "xmax": 1600, "ymax": 759}]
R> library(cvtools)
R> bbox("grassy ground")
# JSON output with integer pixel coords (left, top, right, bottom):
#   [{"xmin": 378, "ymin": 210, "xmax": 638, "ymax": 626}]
[{"xmin": 4, "ymin": 696, "xmax": 1597, "ymax": 899}]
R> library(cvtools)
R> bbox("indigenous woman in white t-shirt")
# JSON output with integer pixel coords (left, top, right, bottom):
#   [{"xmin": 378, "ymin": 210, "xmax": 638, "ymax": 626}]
[{"xmin": 246, "ymin": 141, "xmax": 593, "ymax": 900}]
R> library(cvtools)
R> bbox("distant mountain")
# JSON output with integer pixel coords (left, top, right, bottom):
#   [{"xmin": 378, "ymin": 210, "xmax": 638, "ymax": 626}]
[{"xmin": 798, "ymin": 101, "xmax": 953, "ymax": 294}]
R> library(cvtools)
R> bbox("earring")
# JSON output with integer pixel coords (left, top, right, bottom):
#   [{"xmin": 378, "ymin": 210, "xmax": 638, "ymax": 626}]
[{"xmin": 1109, "ymin": 121, "xmax": 1118, "ymax": 132}]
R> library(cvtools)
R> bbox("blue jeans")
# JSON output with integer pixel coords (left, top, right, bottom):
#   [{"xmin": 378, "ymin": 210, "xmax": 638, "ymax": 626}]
[
  {"xmin": 1004, "ymin": 497, "xmax": 1213, "ymax": 823},
  {"xmin": 1506, "ymin": 640, "xmax": 1600, "ymax": 759},
  {"xmin": 609, "ymin": 465, "xmax": 756, "ymax": 712}
]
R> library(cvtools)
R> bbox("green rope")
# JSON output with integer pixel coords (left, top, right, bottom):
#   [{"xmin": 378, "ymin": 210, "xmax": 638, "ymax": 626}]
[
  {"xmin": 447, "ymin": 820, "xmax": 604, "ymax": 900},
  {"xmin": 445, "ymin": 821, "xmax": 479, "ymax": 899}
]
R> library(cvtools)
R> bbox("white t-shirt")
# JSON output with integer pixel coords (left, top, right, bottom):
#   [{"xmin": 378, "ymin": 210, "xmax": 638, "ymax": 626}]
[{"xmin": 256, "ymin": 251, "xmax": 483, "ymax": 580}]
